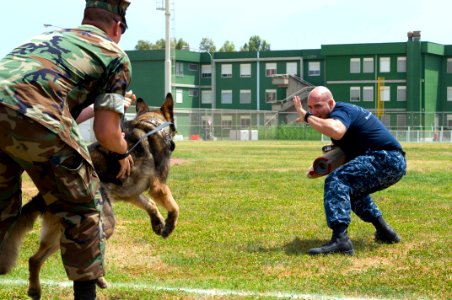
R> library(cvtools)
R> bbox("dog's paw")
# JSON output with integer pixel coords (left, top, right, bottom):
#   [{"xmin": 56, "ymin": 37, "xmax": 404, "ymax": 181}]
[
  {"xmin": 161, "ymin": 211, "xmax": 178, "ymax": 238},
  {"xmin": 150, "ymin": 217, "xmax": 165, "ymax": 236},
  {"xmin": 152, "ymin": 224, "xmax": 164, "ymax": 236},
  {"xmin": 162, "ymin": 223, "xmax": 176, "ymax": 238}
]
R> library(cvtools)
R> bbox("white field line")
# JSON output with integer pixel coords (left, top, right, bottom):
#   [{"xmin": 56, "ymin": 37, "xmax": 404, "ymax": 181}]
[{"xmin": 0, "ymin": 278, "xmax": 387, "ymax": 300}]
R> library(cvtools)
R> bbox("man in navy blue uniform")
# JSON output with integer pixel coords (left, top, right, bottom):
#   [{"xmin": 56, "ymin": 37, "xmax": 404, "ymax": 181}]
[{"xmin": 293, "ymin": 86, "xmax": 406, "ymax": 255}]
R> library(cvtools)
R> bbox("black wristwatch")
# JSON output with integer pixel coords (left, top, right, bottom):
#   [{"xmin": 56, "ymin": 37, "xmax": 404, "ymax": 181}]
[
  {"xmin": 304, "ymin": 112, "xmax": 313, "ymax": 123},
  {"xmin": 110, "ymin": 151, "xmax": 129, "ymax": 160}
]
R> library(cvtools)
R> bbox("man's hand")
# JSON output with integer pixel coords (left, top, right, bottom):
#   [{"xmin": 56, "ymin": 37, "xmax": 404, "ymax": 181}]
[
  {"xmin": 293, "ymin": 96, "xmax": 306, "ymax": 123},
  {"xmin": 124, "ymin": 90, "xmax": 137, "ymax": 112},
  {"xmin": 116, "ymin": 154, "xmax": 134, "ymax": 179}
]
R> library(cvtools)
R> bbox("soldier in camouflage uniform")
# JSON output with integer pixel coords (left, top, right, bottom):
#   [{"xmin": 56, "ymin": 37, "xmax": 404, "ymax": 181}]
[
  {"xmin": 294, "ymin": 86, "xmax": 406, "ymax": 256},
  {"xmin": 0, "ymin": 0, "xmax": 133, "ymax": 298}
]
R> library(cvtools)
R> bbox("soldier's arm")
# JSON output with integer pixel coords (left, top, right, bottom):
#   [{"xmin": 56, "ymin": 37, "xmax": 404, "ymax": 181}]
[
  {"xmin": 93, "ymin": 110, "xmax": 133, "ymax": 178},
  {"xmin": 93, "ymin": 110, "xmax": 127, "ymax": 154},
  {"xmin": 76, "ymin": 105, "xmax": 95, "ymax": 124},
  {"xmin": 76, "ymin": 90, "xmax": 136, "ymax": 124}
]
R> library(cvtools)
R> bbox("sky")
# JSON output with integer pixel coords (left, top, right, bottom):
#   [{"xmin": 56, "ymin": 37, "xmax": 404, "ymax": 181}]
[{"xmin": 1, "ymin": 0, "xmax": 450, "ymax": 58}]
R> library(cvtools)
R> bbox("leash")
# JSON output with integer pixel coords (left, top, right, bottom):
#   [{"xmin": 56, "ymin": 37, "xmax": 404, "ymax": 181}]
[{"xmin": 111, "ymin": 121, "xmax": 173, "ymax": 160}]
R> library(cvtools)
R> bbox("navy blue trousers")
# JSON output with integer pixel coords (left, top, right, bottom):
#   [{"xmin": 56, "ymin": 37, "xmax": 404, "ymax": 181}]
[{"xmin": 323, "ymin": 150, "xmax": 406, "ymax": 228}]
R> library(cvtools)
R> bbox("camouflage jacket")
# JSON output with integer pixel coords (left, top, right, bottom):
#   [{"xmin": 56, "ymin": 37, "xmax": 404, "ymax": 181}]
[{"xmin": 0, "ymin": 24, "xmax": 132, "ymax": 164}]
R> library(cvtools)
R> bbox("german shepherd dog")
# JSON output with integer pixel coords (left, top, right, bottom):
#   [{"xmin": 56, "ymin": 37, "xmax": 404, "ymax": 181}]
[{"xmin": 0, "ymin": 93, "xmax": 179, "ymax": 299}]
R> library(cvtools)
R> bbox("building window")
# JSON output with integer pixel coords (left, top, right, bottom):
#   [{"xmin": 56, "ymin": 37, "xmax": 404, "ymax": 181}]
[
  {"xmin": 397, "ymin": 114, "xmax": 407, "ymax": 127},
  {"xmin": 380, "ymin": 57, "xmax": 390, "ymax": 73},
  {"xmin": 363, "ymin": 86, "xmax": 374, "ymax": 102},
  {"xmin": 240, "ymin": 64, "xmax": 251, "ymax": 77},
  {"xmin": 188, "ymin": 63, "xmax": 198, "ymax": 71},
  {"xmin": 221, "ymin": 64, "xmax": 232, "ymax": 78},
  {"xmin": 380, "ymin": 115, "xmax": 390, "ymax": 127},
  {"xmin": 397, "ymin": 57, "xmax": 406, "ymax": 73},
  {"xmin": 221, "ymin": 115, "xmax": 232, "ymax": 129},
  {"xmin": 363, "ymin": 57, "xmax": 374, "ymax": 73},
  {"xmin": 265, "ymin": 89, "xmax": 277, "ymax": 103},
  {"xmin": 221, "ymin": 90, "xmax": 232, "ymax": 104},
  {"xmin": 266, "ymin": 63, "xmax": 277, "ymax": 77},
  {"xmin": 380, "ymin": 86, "xmax": 390, "ymax": 101},
  {"xmin": 240, "ymin": 115, "xmax": 251, "ymax": 127},
  {"xmin": 176, "ymin": 89, "xmax": 183, "ymax": 103},
  {"xmin": 175, "ymin": 62, "xmax": 184, "ymax": 77},
  {"xmin": 350, "ymin": 87, "xmax": 360, "ymax": 102},
  {"xmin": 447, "ymin": 114, "xmax": 452, "ymax": 128},
  {"xmin": 397, "ymin": 86, "xmax": 406, "ymax": 101},
  {"xmin": 308, "ymin": 61, "xmax": 320, "ymax": 76},
  {"xmin": 350, "ymin": 58, "xmax": 360, "ymax": 74},
  {"xmin": 201, "ymin": 116, "xmax": 212, "ymax": 129},
  {"xmin": 201, "ymin": 90, "xmax": 212, "ymax": 104},
  {"xmin": 189, "ymin": 89, "xmax": 198, "ymax": 97},
  {"xmin": 240, "ymin": 90, "xmax": 251, "ymax": 104},
  {"xmin": 201, "ymin": 65, "xmax": 212, "ymax": 78},
  {"xmin": 286, "ymin": 62, "xmax": 297, "ymax": 76},
  {"xmin": 447, "ymin": 59, "xmax": 452, "ymax": 73},
  {"xmin": 447, "ymin": 87, "xmax": 452, "ymax": 101}
]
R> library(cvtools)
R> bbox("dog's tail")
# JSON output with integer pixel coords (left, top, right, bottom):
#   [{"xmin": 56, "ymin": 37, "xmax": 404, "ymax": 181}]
[{"xmin": 0, "ymin": 194, "xmax": 46, "ymax": 274}]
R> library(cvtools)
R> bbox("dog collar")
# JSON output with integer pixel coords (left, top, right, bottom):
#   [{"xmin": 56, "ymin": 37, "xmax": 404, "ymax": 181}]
[{"xmin": 111, "ymin": 121, "xmax": 173, "ymax": 160}]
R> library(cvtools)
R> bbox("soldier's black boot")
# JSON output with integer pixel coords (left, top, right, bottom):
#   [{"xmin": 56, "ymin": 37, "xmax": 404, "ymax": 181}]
[
  {"xmin": 308, "ymin": 224, "xmax": 354, "ymax": 256},
  {"xmin": 372, "ymin": 216, "xmax": 401, "ymax": 244},
  {"xmin": 74, "ymin": 279, "xmax": 96, "ymax": 300}
]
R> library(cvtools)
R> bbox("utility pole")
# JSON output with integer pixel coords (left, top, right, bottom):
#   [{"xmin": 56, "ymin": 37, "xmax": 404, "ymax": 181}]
[
  {"xmin": 157, "ymin": 0, "xmax": 172, "ymax": 95},
  {"xmin": 164, "ymin": 0, "xmax": 171, "ymax": 95}
]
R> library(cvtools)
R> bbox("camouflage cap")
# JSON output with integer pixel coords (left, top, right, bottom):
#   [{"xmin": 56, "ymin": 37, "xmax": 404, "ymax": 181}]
[{"xmin": 85, "ymin": 0, "xmax": 131, "ymax": 28}]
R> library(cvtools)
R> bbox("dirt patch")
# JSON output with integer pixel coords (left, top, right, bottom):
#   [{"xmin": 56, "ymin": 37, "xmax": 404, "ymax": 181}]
[
  {"xmin": 106, "ymin": 224, "xmax": 175, "ymax": 276},
  {"xmin": 170, "ymin": 157, "xmax": 188, "ymax": 166}
]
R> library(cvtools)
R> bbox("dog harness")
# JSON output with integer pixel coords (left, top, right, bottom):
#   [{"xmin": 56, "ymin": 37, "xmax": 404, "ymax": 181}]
[{"xmin": 111, "ymin": 121, "xmax": 173, "ymax": 160}]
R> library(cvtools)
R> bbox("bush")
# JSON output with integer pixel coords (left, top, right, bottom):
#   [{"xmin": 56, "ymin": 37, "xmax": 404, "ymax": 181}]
[{"xmin": 259, "ymin": 124, "xmax": 322, "ymax": 140}]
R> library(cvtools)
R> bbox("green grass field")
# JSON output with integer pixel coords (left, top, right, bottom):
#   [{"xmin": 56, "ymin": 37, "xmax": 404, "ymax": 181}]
[{"xmin": 1, "ymin": 141, "xmax": 451, "ymax": 299}]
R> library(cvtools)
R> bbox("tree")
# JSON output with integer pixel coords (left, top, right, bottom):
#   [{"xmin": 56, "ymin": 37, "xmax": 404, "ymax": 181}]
[
  {"xmin": 199, "ymin": 37, "xmax": 216, "ymax": 53},
  {"xmin": 135, "ymin": 40, "xmax": 154, "ymax": 50},
  {"xmin": 134, "ymin": 39, "xmax": 166, "ymax": 50},
  {"xmin": 135, "ymin": 38, "xmax": 189, "ymax": 50},
  {"xmin": 240, "ymin": 35, "xmax": 271, "ymax": 52},
  {"xmin": 175, "ymin": 38, "xmax": 190, "ymax": 50},
  {"xmin": 154, "ymin": 38, "xmax": 166, "ymax": 49},
  {"xmin": 219, "ymin": 40, "xmax": 236, "ymax": 52}
]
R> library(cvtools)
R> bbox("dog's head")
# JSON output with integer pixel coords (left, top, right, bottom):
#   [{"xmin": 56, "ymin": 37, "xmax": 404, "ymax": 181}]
[
  {"xmin": 131, "ymin": 93, "xmax": 176, "ymax": 152},
  {"xmin": 89, "ymin": 93, "xmax": 176, "ymax": 185}
]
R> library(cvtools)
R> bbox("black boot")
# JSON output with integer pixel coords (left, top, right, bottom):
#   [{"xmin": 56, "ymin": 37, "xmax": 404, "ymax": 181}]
[
  {"xmin": 73, "ymin": 279, "xmax": 96, "ymax": 300},
  {"xmin": 308, "ymin": 224, "xmax": 354, "ymax": 256},
  {"xmin": 372, "ymin": 216, "xmax": 401, "ymax": 244}
]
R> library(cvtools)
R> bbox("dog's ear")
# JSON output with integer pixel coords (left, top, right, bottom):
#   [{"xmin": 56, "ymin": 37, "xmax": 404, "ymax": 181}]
[
  {"xmin": 161, "ymin": 93, "xmax": 174, "ymax": 122},
  {"xmin": 136, "ymin": 98, "xmax": 149, "ymax": 115}
]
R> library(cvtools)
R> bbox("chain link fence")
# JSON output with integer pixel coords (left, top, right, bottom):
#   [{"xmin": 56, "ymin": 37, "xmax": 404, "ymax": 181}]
[{"xmin": 79, "ymin": 109, "xmax": 452, "ymax": 143}]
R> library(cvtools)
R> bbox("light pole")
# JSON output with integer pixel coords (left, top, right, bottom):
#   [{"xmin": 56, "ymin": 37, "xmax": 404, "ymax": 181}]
[
  {"xmin": 157, "ymin": 0, "xmax": 172, "ymax": 95},
  {"xmin": 205, "ymin": 50, "xmax": 215, "ymax": 110},
  {"xmin": 164, "ymin": 0, "xmax": 171, "ymax": 95}
]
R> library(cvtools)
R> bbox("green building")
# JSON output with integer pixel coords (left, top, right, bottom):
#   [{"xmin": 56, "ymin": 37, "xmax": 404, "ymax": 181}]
[{"xmin": 126, "ymin": 32, "xmax": 452, "ymax": 140}]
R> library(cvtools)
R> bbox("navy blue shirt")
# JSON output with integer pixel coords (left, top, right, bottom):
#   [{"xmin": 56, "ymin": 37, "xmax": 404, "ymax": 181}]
[{"xmin": 330, "ymin": 103, "xmax": 402, "ymax": 159}]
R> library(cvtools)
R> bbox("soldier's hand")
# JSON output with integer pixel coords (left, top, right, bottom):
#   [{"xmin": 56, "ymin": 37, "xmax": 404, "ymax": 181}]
[
  {"xmin": 116, "ymin": 154, "xmax": 134, "ymax": 179},
  {"xmin": 124, "ymin": 90, "xmax": 137, "ymax": 112}
]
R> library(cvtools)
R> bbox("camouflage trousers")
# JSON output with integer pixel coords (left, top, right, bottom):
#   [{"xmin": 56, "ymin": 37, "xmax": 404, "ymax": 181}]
[
  {"xmin": 0, "ymin": 105, "xmax": 105, "ymax": 281},
  {"xmin": 324, "ymin": 149, "xmax": 406, "ymax": 228}
]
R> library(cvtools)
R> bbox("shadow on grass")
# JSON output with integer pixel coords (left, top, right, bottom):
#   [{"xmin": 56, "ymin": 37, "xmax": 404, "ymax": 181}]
[{"xmin": 247, "ymin": 237, "xmax": 368, "ymax": 255}]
